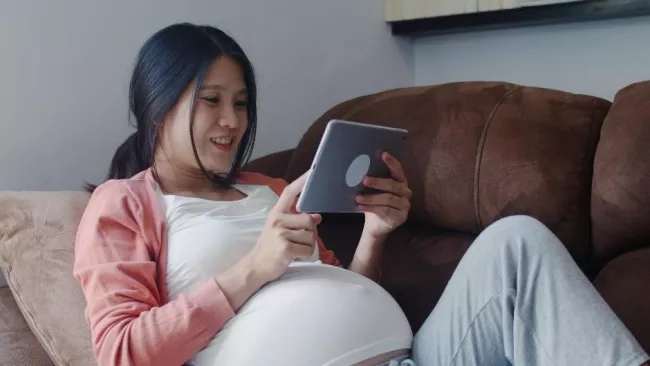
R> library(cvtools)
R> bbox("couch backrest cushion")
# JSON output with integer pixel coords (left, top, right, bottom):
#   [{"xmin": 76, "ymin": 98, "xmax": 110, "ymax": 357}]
[
  {"xmin": 591, "ymin": 81, "xmax": 650, "ymax": 266},
  {"xmin": 0, "ymin": 191, "xmax": 95, "ymax": 366},
  {"xmin": 286, "ymin": 82, "xmax": 611, "ymax": 261}
]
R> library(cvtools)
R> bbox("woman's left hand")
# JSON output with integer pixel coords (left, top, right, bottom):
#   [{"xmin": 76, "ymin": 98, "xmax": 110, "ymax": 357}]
[{"xmin": 357, "ymin": 152, "xmax": 412, "ymax": 239}]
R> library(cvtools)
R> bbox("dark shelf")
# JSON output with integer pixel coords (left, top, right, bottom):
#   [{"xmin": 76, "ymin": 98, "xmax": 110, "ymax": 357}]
[{"xmin": 389, "ymin": 0, "xmax": 650, "ymax": 37}]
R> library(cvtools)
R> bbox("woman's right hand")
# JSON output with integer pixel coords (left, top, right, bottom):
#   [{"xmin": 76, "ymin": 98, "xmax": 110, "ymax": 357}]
[
  {"xmin": 216, "ymin": 172, "xmax": 320, "ymax": 311},
  {"xmin": 248, "ymin": 172, "xmax": 321, "ymax": 283}
]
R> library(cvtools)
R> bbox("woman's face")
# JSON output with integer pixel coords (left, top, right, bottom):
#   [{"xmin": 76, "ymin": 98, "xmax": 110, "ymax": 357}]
[{"xmin": 157, "ymin": 56, "xmax": 249, "ymax": 176}]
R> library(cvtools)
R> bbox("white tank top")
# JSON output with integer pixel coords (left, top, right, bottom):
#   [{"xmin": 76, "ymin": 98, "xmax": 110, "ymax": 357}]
[{"xmin": 159, "ymin": 184, "xmax": 413, "ymax": 366}]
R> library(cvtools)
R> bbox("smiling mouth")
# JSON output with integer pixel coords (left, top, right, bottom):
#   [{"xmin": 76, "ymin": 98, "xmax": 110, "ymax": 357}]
[{"xmin": 210, "ymin": 137, "xmax": 235, "ymax": 152}]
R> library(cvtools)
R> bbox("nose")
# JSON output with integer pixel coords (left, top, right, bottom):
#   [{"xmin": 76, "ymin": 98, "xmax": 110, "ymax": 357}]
[{"xmin": 218, "ymin": 104, "xmax": 239, "ymax": 129}]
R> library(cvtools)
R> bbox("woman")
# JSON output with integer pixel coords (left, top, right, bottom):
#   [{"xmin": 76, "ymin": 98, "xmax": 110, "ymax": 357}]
[{"xmin": 74, "ymin": 23, "xmax": 649, "ymax": 366}]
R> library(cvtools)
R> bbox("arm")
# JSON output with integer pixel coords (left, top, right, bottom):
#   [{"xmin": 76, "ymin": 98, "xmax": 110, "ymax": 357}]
[
  {"xmin": 350, "ymin": 152, "xmax": 412, "ymax": 282},
  {"xmin": 348, "ymin": 230, "xmax": 385, "ymax": 281},
  {"xmin": 214, "ymin": 255, "xmax": 267, "ymax": 310},
  {"xmin": 74, "ymin": 182, "xmax": 235, "ymax": 366}
]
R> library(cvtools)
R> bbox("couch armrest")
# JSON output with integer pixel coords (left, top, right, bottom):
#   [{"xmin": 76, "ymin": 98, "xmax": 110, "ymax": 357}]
[
  {"xmin": 594, "ymin": 247, "xmax": 650, "ymax": 353},
  {"xmin": 244, "ymin": 149, "xmax": 295, "ymax": 179}
]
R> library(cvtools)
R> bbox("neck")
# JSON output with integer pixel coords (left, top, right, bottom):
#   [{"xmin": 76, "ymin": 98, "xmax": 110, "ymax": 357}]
[{"xmin": 153, "ymin": 157, "xmax": 223, "ymax": 195}]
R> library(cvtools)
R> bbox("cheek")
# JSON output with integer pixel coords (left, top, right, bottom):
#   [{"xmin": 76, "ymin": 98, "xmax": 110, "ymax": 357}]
[
  {"xmin": 191, "ymin": 114, "xmax": 215, "ymax": 146},
  {"xmin": 169, "ymin": 118, "xmax": 190, "ymax": 147},
  {"xmin": 162, "ymin": 115, "xmax": 196, "ymax": 162},
  {"xmin": 237, "ymin": 111, "xmax": 249, "ymax": 137}
]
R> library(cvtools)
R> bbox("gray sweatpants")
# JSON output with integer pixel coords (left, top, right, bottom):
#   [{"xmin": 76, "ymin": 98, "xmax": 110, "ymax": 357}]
[{"xmin": 405, "ymin": 215, "xmax": 649, "ymax": 366}]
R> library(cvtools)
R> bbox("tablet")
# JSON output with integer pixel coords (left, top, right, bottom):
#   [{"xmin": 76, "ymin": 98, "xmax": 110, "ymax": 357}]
[{"xmin": 296, "ymin": 119, "xmax": 408, "ymax": 213}]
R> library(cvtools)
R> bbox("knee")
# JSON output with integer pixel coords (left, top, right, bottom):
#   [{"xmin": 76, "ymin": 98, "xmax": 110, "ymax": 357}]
[
  {"xmin": 488, "ymin": 215, "xmax": 549, "ymax": 234},
  {"xmin": 478, "ymin": 215, "xmax": 564, "ymax": 256}
]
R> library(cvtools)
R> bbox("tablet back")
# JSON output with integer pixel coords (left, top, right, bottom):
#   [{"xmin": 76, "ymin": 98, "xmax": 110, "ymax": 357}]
[{"xmin": 296, "ymin": 119, "xmax": 408, "ymax": 213}]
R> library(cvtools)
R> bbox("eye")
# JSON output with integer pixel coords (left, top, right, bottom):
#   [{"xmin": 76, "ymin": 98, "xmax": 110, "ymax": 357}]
[
  {"xmin": 235, "ymin": 100, "xmax": 248, "ymax": 109},
  {"xmin": 201, "ymin": 97, "xmax": 219, "ymax": 105}
]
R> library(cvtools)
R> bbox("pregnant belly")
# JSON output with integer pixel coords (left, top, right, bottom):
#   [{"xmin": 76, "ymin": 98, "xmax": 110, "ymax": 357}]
[{"xmin": 192, "ymin": 263, "xmax": 413, "ymax": 366}]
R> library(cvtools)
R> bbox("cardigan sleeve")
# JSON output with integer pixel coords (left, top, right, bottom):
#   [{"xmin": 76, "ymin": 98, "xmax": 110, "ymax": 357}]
[{"xmin": 73, "ymin": 181, "xmax": 234, "ymax": 366}]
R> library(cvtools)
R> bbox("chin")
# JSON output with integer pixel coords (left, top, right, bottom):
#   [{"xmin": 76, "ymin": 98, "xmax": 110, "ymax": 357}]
[{"xmin": 201, "ymin": 147, "xmax": 239, "ymax": 174}]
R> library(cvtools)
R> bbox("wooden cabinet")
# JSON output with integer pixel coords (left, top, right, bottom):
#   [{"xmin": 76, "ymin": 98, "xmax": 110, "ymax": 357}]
[{"xmin": 383, "ymin": 0, "xmax": 587, "ymax": 21}]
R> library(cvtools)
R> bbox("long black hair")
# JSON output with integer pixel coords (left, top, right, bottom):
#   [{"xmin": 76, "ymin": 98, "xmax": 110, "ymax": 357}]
[{"xmin": 85, "ymin": 23, "xmax": 257, "ymax": 192}]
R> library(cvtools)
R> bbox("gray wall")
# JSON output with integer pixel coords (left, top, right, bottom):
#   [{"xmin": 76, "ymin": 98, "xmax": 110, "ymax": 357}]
[
  {"xmin": 414, "ymin": 16, "xmax": 650, "ymax": 100},
  {"xmin": 0, "ymin": 0, "xmax": 413, "ymax": 192},
  {"xmin": 0, "ymin": 0, "xmax": 413, "ymax": 286}
]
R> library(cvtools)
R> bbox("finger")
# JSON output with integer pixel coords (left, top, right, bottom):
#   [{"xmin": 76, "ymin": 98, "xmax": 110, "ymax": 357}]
[
  {"xmin": 284, "ymin": 229, "xmax": 317, "ymax": 246},
  {"xmin": 309, "ymin": 214, "xmax": 322, "ymax": 224},
  {"xmin": 358, "ymin": 204, "xmax": 397, "ymax": 219},
  {"xmin": 278, "ymin": 213, "xmax": 320, "ymax": 230},
  {"xmin": 363, "ymin": 176, "xmax": 411, "ymax": 198},
  {"xmin": 288, "ymin": 242, "xmax": 316, "ymax": 262},
  {"xmin": 356, "ymin": 193, "xmax": 410, "ymax": 211},
  {"xmin": 382, "ymin": 152, "xmax": 407, "ymax": 183},
  {"xmin": 273, "ymin": 171, "xmax": 310, "ymax": 213},
  {"xmin": 358, "ymin": 204, "xmax": 408, "ymax": 222}
]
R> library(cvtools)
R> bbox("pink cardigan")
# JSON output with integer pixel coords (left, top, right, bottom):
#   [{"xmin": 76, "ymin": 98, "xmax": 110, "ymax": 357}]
[{"xmin": 73, "ymin": 168, "xmax": 340, "ymax": 366}]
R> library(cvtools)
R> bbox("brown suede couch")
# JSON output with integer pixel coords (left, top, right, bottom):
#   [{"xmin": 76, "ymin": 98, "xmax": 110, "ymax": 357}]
[{"xmin": 1, "ymin": 81, "xmax": 649, "ymax": 365}]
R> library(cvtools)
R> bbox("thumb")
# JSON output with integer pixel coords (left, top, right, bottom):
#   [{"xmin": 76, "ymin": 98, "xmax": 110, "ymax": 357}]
[{"xmin": 273, "ymin": 171, "xmax": 309, "ymax": 213}]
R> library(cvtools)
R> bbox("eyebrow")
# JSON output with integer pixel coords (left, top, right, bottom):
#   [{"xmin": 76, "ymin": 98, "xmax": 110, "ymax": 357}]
[{"xmin": 200, "ymin": 84, "xmax": 247, "ymax": 94}]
